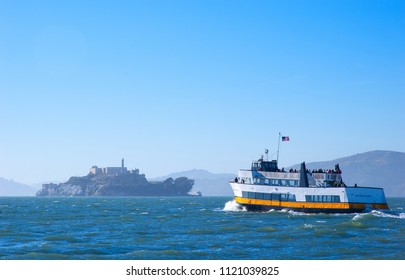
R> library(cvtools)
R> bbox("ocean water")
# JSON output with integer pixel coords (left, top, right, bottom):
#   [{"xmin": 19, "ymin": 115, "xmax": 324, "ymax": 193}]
[{"xmin": 0, "ymin": 196, "xmax": 404, "ymax": 260}]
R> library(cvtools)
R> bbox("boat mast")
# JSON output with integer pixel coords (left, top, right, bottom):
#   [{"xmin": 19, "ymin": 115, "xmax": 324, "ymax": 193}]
[{"xmin": 276, "ymin": 132, "xmax": 281, "ymax": 163}]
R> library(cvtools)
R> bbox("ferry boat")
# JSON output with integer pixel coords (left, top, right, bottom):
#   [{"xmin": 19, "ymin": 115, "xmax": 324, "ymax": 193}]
[{"xmin": 229, "ymin": 153, "xmax": 389, "ymax": 213}]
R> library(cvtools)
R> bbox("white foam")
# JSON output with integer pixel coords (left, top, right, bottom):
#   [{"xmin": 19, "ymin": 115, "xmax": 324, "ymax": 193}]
[
  {"xmin": 287, "ymin": 210, "xmax": 308, "ymax": 216},
  {"xmin": 352, "ymin": 210, "xmax": 405, "ymax": 220},
  {"xmin": 371, "ymin": 210, "xmax": 405, "ymax": 219},
  {"xmin": 223, "ymin": 200, "xmax": 246, "ymax": 212},
  {"xmin": 352, "ymin": 213, "xmax": 364, "ymax": 220}
]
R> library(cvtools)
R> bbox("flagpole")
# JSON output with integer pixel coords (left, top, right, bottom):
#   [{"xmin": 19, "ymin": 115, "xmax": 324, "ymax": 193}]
[{"xmin": 277, "ymin": 132, "xmax": 281, "ymax": 163}]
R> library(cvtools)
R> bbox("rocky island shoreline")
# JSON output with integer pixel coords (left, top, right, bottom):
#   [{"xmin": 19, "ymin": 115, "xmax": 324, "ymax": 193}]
[{"xmin": 36, "ymin": 159, "xmax": 195, "ymax": 197}]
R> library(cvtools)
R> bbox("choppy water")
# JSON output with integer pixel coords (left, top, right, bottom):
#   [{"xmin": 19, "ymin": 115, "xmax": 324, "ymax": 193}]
[{"xmin": 0, "ymin": 197, "xmax": 404, "ymax": 259}]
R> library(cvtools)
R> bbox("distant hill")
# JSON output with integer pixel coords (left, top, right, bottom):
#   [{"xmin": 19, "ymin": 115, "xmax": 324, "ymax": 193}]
[
  {"xmin": 151, "ymin": 169, "xmax": 235, "ymax": 196},
  {"xmin": 289, "ymin": 150, "xmax": 405, "ymax": 197},
  {"xmin": 0, "ymin": 178, "xmax": 37, "ymax": 196}
]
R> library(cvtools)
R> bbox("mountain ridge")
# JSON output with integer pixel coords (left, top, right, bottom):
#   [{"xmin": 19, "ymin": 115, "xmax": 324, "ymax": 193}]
[
  {"xmin": 289, "ymin": 150, "xmax": 405, "ymax": 197},
  {"xmin": 0, "ymin": 177, "xmax": 37, "ymax": 196}
]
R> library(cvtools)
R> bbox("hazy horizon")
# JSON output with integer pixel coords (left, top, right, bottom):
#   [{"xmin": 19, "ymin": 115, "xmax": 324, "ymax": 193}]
[
  {"xmin": 1, "ymin": 1, "xmax": 404, "ymax": 184},
  {"xmin": 1, "ymin": 149, "xmax": 403, "ymax": 187}
]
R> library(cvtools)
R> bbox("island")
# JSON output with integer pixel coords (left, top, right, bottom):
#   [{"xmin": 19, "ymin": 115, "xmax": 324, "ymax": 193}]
[{"xmin": 36, "ymin": 159, "xmax": 195, "ymax": 197}]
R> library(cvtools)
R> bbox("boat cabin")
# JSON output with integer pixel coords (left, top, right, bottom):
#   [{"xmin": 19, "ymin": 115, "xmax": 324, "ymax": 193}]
[{"xmin": 252, "ymin": 159, "xmax": 278, "ymax": 172}]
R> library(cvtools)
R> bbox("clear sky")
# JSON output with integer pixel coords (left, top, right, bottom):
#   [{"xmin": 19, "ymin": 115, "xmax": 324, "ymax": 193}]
[{"xmin": 0, "ymin": 0, "xmax": 404, "ymax": 184}]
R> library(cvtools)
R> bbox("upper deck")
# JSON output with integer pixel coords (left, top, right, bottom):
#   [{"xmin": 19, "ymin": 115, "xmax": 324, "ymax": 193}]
[{"xmin": 238, "ymin": 159, "xmax": 344, "ymax": 188}]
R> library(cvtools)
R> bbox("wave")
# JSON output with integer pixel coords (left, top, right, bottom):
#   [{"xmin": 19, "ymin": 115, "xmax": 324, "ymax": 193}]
[
  {"xmin": 303, "ymin": 223, "xmax": 314, "ymax": 228},
  {"xmin": 352, "ymin": 210, "xmax": 405, "ymax": 220},
  {"xmin": 223, "ymin": 200, "xmax": 246, "ymax": 212}
]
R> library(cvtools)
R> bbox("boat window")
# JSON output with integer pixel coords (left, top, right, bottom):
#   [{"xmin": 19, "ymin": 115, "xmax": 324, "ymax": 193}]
[
  {"xmin": 255, "ymin": 193, "xmax": 264, "ymax": 199},
  {"xmin": 305, "ymin": 195, "xmax": 341, "ymax": 203},
  {"xmin": 272, "ymin": 193, "xmax": 280, "ymax": 200},
  {"xmin": 264, "ymin": 193, "xmax": 271, "ymax": 200},
  {"xmin": 242, "ymin": 191, "xmax": 248, "ymax": 198}
]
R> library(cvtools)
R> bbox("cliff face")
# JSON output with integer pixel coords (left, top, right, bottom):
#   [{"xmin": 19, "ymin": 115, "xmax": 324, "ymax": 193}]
[{"xmin": 36, "ymin": 173, "xmax": 194, "ymax": 197}]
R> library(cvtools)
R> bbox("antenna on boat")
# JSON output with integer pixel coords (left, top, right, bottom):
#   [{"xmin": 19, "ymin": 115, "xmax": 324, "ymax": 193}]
[
  {"xmin": 277, "ymin": 132, "xmax": 281, "ymax": 163},
  {"xmin": 277, "ymin": 132, "xmax": 289, "ymax": 164},
  {"xmin": 265, "ymin": 149, "xmax": 269, "ymax": 161}
]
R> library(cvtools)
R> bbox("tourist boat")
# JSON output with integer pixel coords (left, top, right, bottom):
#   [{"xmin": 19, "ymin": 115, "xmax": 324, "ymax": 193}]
[{"xmin": 229, "ymin": 152, "xmax": 389, "ymax": 213}]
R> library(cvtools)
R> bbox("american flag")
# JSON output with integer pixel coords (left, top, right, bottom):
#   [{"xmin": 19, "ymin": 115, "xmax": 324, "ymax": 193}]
[{"xmin": 282, "ymin": 136, "xmax": 290, "ymax": 141}]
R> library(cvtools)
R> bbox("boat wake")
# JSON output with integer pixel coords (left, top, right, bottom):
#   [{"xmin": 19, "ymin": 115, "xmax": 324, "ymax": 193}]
[
  {"xmin": 223, "ymin": 200, "xmax": 246, "ymax": 212},
  {"xmin": 352, "ymin": 210, "xmax": 405, "ymax": 220}
]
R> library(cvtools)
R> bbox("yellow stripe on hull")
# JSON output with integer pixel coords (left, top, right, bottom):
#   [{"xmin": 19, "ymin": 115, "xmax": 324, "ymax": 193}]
[{"xmin": 235, "ymin": 196, "xmax": 389, "ymax": 212}]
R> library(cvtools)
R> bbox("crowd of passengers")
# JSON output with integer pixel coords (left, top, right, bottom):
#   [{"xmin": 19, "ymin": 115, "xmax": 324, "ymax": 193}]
[{"xmin": 274, "ymin": 164, "xmax": 342, "ymax": 174}]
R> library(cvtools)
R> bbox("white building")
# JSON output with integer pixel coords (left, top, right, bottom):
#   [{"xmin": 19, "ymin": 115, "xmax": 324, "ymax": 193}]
[{"xmin": 89, "ymin": 159, "xmax": 127, "ymax": 175}]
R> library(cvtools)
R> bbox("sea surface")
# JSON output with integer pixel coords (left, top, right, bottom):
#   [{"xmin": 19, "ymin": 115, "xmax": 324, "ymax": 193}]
[{"xmin": 0, "ymin": 196, "xmax": 404, "ymax": 260}]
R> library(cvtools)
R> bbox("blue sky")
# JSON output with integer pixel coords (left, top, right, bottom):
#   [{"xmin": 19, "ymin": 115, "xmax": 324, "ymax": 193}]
[{"xmin": 0, "ymin": 0, "xmax": 404, "ymax": 184}]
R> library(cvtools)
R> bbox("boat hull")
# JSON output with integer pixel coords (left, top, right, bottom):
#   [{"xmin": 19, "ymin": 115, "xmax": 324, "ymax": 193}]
[
  {"xmin": 231, "ymin": 182, "xmax": 389, "ymax": 213},
  {"xmin": 235, "ymin": 196, "xmax": 388, "ymax": 213}
]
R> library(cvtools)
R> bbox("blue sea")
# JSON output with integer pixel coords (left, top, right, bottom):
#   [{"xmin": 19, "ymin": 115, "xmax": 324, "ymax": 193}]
[{"xmin": 0, "ymin": 196, "xmax": 404, "ymax": 260}]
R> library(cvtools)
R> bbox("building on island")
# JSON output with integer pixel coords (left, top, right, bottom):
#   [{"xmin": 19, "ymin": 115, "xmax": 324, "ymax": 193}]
[{"xmin": 90, "ymin": 158, "xmax": 130, "ymax": 175}]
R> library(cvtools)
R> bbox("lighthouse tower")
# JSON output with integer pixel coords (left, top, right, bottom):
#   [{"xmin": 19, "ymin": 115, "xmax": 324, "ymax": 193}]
[{"xmin": 121, "ymin": 158, "xmax": 124, "ymax": 174}]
